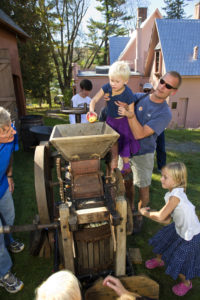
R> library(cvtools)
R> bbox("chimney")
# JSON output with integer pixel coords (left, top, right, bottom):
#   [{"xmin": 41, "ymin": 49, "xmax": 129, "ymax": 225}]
[
  {"xmin": 193, "ymin": 46, "xmax": 199, "ymax": 60},
  {"xmin": 194, "ymin": 2, "xmax": 200, "ymax": 19},
  {"xmin": 137, "ymin": 7, "xmax": 147, "ymax": 24}
]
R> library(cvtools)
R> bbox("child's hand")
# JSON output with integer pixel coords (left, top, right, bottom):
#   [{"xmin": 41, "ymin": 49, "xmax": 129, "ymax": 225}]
[
  {"xmin": 139, "ymin": 207, "xmax": 150, "ymax": 216},
  {"xmin": 86, "ymin": 111, "xmax": 97, "ymax": 123},
  {"xmin": 104, "ymin": 93, "xmax": 110, "ymax": 101}
]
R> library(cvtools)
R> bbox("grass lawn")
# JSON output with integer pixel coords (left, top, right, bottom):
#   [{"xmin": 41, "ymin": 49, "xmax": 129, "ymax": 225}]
[{"xmin": 0, "ymin": 107, "xmax": 200, "ymax": 299}]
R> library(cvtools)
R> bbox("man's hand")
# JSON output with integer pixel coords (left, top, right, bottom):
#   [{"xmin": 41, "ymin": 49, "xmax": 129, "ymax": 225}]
[
  {"xmin": 115, "ymin": 100, "xmax": 129, "ymax": 109},
  {"xmin": 115, "ymin": 101, "xmax": 135, "ymax": 118},
  {"xmin": 8, "ymin": 177, "xmax": 14, "ymax": 193},
  {"xmin": 104, "ymin": 93, "xmax": 110, "ymax": 101}
]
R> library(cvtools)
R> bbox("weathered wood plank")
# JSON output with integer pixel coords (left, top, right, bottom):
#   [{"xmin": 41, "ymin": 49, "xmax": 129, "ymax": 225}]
[
  {"xmin": 59, "ymin": 203, "xmax": 75, "ymax": 273},
  {"xmin": 76, "ymin": 207, "xmax": 110, "ymax": 224},
  {"xmin": 128, "ymin": 248, "xmax": 142, "ymax": 264},
  {"xmin": 115, "ymin": 196, "xmax": 127, "ymax": 276},
  {"xmin": 85, "ymin": 276, "xmax": 159, "ymax": 300}
]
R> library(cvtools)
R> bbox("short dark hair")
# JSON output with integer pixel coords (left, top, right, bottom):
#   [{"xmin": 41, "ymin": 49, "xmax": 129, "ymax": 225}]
[
  {"xmin": 167, "ymin": 71, "xmax": 182, "ymax": 88},
  {"xmin": 80, "ymin": 79, "xmax": 93, "ymax": 91}
]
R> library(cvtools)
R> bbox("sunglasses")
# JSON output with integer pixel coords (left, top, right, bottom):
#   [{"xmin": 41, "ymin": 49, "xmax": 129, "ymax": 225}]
[{"xmin": 160, "ymin": 78, "xmax": 177, "ymax": 90}]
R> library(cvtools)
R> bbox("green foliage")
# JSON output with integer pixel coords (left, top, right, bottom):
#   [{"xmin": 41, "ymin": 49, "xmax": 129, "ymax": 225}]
[
  {"xmin": 162, "ymin": 0, "xmax": 187, "ymax": 19},
  {"xmin": 63, "ymin": 88, "xmax": 73, "ymax": 107},
  {"xmin": 86, "ymin": 0, "xmax": 133, "ymax": 66}
]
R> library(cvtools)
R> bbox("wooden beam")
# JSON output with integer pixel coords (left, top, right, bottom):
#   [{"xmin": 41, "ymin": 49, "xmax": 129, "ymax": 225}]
[
  {"xmin": 115, "ymin": 196, "xmax": 127, "ymax": 276},
  {"xmin": 76, "ymin": 207, "xmax": 110, "ymax": 224},
  {"xmin": 59, "ymin": 203, "xmax": 75, "ymax": 273}
]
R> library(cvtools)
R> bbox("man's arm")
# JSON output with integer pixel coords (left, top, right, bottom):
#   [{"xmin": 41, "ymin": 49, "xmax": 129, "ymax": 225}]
[
  {"xmin": 127, "ymin": 115, "xmax": 154, "ymax": 140},
  {"xmin": 117, "ymin": 104, "xmax": 154, "ymax": 139},
  {"xmin": 6, "ymin": 154, "xmax": 14, "ymax": 193}
]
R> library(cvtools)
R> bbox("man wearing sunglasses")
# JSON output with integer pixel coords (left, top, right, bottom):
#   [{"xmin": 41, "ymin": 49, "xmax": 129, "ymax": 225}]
[
  {"xmin": 0, "ymin": 107, "xmax": 24, "ymax": 293},
  {"xmin": 116, "ymin": 71, "xmax": 182, "ymax": 232}
]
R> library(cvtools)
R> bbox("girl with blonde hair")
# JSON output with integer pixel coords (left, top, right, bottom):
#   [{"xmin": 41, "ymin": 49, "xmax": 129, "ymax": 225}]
[{"xmin": 140, "ymin": 162, "xmax": 200, "ymax": 296}]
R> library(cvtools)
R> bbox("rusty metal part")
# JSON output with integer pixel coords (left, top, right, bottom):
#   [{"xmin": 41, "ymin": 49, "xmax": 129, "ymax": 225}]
[
  {"xmin": 56, "ymin": 157, "xmax": 65, "ymax": 202},
  {"xmin": 104, "ymin": 181, "xmax": 121, "ymax": 226},
  {"xmin": 0, "ymin": 222, "xmax": 59, "ymax": 234}
]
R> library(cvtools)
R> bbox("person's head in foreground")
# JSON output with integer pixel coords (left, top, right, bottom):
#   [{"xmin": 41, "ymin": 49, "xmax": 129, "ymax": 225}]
[
  {"xmin": 35, "ymin": 270, "xmax": 81, "ymax": 300},
  {"xmin": 0, "ymin": 106, "xmax": 16, "ymax": 143}
]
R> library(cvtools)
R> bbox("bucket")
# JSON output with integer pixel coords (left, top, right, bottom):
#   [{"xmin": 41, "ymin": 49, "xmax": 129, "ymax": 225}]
[
  {"xmin": 29, "ymin": 125, "xmax": 53, "ymax": 143},
  {"xmin": 20, "ymin": 115, "xmax": 44, "ymax": 151}
]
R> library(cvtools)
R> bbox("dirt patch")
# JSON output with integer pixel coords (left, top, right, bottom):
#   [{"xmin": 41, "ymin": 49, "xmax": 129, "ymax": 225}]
[{"xmin": 166, "ymin": 141, "xmax": 200, "ymax": 153}]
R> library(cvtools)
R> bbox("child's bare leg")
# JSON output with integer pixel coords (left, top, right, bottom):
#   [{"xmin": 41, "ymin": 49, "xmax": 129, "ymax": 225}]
[
  {"xmin": 121, "ymin": 157, "xmax": 131, "ymax": 175},
  {"xmin": 155, "ymin": 254, "xmax": 163, "ymax": 263},
  {"xmin": 110, "ymin": 142, "xmax": 118, "ymax": 172},
  {"xmin": 179, "ymin": 274, "xmax": 191, "ymax": 287}
]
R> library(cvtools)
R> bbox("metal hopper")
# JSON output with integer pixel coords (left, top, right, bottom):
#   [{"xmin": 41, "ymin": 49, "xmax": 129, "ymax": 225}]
[{"xmin": 49, "ymin": 122, "xmax": 119, "ymax": 161}]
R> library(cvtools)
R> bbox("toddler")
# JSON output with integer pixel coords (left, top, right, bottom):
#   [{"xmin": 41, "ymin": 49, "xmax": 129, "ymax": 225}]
[{"xmin": 88, "ymin": 61, "xmax": 140, "ymax": 175}]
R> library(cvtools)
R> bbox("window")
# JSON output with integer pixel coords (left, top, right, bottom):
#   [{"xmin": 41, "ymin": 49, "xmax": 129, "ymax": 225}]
[
  {"xmin": 171, "ymin": 102, "xmax": 177, "ymax": 109},
  {"xmin": 155, "ymin": 51, "xmax": 160, "ymax": 73}
]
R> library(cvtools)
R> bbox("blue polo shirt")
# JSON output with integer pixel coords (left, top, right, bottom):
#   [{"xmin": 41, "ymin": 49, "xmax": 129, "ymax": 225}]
[
  {"xmin": 134, "ymin": 93, "xmax": 172, "ymax": 155},
  {"xmin": 0, "ymin": 128, "xmax": 19, "ymax": 199},
  {"xmin": 102, "ymin": 83, "xmax": 137, "ymax": 118}
]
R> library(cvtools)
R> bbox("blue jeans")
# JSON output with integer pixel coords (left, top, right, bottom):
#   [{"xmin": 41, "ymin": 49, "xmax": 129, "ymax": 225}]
[
  {"xmin": 0, "ymin": 188, "xmax": 15, "ymax": 277},
  {"xmin": 156, "ymin": 131, "xmax": 166, "ymax": 170}
]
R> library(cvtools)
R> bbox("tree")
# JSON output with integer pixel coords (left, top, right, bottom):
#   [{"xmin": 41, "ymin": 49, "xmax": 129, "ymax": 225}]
[
  {"xmin": 38, "ymin": 0, "xmax": 89, "ymax": 103},
  {"xmin": 162, "ymin": 0, "xmax": 187, "ymax": 19},
  {"xmin": 86, "ymin": 0, "xmax": 132, "ymax": 66}
]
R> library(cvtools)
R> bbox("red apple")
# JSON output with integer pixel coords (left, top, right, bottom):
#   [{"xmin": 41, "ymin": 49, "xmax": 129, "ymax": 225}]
[{"xmin": 87, "ymin": 112, "xmax": 97, "ymax": 123}]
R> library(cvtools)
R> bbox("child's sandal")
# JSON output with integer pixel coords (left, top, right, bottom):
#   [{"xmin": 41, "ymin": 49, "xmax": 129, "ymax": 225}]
[
  {"xmin": 145, "ymin": 258, "xmax": 164, "ymax": 269},
  {"xmin": 172, "ymin": 282, "xmax": 192, "ymax": 296}
]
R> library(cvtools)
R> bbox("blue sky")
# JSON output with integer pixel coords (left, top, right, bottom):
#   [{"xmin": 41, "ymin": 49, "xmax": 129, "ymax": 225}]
[
  {"xmin": 149, "ymin": 0, "xmax": 196, "ymax": 16},
  {"xmin": 82, "ymin": 0, "xmax": 197, "ymax": 31}
]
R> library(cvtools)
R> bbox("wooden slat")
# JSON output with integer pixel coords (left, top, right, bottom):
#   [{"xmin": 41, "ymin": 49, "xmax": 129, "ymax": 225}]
[
  {"xmin": 99, "ymin": 239, "xmax": 105, "ymax": 265},
  {"xmin": 82, "ymin": 241, "xmax": 89, "ymax": 269},
  {"xmin": 88, "ymin": 242, "xmax": 94, "ymax": 269},
  {"xmin": 128, "ymin": 248, "xmax": 142, "ymax": 264},
  {"xmin": 0, "ymin": 97, "xmax": 15, "ymax": 102},
  {"xmin": 94, "ymin": 241, "xmax": 99, "ymax": 267},
  {"xmin": 104, "ymin": 237, "xmax": 110, "ymax": 264},
  {"xmin": 115, "ymin": 196, "xmax": 127, "ymax": 276},
  {"xmin": 76, "ymin": 207, "xmax": 109, "ymax": 224},
  {"xmin": 59, "ymin": 203, "xmax": 75, "ymax": 273}
]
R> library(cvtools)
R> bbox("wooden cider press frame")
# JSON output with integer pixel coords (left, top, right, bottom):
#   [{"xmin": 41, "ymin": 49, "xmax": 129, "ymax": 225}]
[{"xmin": 34, "ymin": 122, "xmax": 130, "ymax": 277}]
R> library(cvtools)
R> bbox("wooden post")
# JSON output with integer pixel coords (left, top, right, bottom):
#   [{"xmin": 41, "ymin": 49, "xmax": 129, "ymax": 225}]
[
  {"xmin": 115, "ymin": 195, "xmax": 127, "ymax": 276},
  {"xmin": 59, "ymin": 203, "xmax": 75, "ymax": 273}
]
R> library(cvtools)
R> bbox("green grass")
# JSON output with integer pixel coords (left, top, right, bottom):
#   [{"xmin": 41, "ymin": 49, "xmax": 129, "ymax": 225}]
[{"xmin": 0, "ymin": 107, "xmax": 200, "ymax": 299}]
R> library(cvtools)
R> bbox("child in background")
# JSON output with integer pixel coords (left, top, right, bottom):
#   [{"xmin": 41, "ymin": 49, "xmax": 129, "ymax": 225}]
[
  {"xmin": 69, "ymin": 79, "xmax": 93, "ymax": 124},
  {"xmin": 139, "ymin": 162, "xmax": 200, "ymax": 296},
  {"xmin": 88, "ymin": 61, "xmax": 140, "ymax": 175}
]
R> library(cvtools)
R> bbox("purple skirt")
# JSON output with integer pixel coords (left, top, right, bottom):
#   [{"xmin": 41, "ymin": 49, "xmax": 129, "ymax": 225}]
[
  {"xmin": 149, "ymin": 222, "xmax": 200, "ymax": 280},
  {"xmin": 106, "ymin": 116, "xmax": 140, "ymax": 157}
]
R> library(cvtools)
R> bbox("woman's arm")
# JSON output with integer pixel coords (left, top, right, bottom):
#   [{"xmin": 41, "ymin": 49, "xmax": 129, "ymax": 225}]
[
  {"xmin": 139, "ymin": 196, "xmax": 180, "ymax": 223},
  {"xmin": 89, "ymin": 89, "xmax": 104, "ymax": 112}
]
